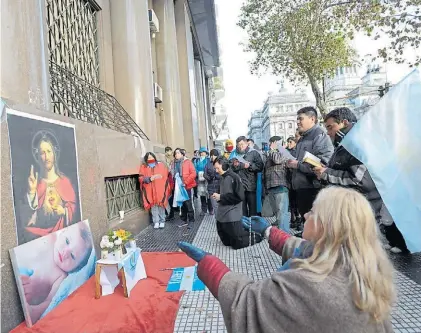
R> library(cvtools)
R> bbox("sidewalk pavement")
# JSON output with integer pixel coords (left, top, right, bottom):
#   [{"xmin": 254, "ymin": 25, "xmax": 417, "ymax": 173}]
[{"xmin": 137, "ymin": 208, "xmax": 421, "ymax": 333}]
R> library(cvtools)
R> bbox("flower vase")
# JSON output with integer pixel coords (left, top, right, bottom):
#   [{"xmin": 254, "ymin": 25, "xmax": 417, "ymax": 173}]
[
  {"xmin": 114, "ymin": 248, "xmax": 122, "ymax": 260},
  {"xmin": 101, "ymin": 249, "xmax": 108, "ymax": 259}
]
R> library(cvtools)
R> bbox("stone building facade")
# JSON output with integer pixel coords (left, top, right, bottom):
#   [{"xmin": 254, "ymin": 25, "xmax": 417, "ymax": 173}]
[{"xmin": 248, "ymin": 88, "xmax": 313, "ymax": 147}]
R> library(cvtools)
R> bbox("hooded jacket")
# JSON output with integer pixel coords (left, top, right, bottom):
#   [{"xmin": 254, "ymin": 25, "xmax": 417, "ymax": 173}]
[{"xmin": 216, "ymin": 169, "xmax": 245, "ymax": 223}]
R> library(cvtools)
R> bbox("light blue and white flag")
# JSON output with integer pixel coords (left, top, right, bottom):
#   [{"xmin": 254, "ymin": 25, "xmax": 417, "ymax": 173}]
[
  {"xmin": 166, "ymin": 266, "xmax": 206, "ymax": 292},
  {"xmin": 342, "ymin": 69, "xmax": 421, "ymax": 253}
]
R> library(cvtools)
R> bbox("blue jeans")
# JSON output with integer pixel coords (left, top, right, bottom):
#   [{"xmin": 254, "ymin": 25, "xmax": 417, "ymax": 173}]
[{"xmin": 268, "ymin": 190, "xmax": 290, "ymax": 233}]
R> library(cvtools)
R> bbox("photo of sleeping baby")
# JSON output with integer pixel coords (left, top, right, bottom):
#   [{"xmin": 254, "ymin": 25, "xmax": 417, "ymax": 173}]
[{"xmin": 9, "ymin": 220, "xmax": 96, "ymax": 327}]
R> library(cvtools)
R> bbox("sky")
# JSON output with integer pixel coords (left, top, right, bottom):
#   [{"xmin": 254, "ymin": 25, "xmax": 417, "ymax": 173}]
[{"xmin": 215, "ymin": 0, "xmax": 419, "ymax": 139}]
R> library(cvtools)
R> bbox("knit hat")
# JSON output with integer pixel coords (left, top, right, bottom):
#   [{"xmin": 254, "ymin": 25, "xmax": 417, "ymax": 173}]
[{"xmin": 199, "ymin": 147, "xmax": 208, "ymax": 154}]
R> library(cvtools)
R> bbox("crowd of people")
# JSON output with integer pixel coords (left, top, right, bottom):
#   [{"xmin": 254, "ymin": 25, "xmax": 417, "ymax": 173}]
[
  {"xmin": 173, "ymin": 106, "xmax": 408, "ymax": 333},
  {"xmin": 138, "ymin": 105, "xmax": 408, "ymax": 254},
  {"xmin": 136, "ymin": 105, "xmax": 409, "ymax": 331}
]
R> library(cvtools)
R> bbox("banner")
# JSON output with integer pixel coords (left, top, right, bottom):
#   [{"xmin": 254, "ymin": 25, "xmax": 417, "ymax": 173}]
[
  {"xmin": 166, "ymin": 266, "xmax": 205, "ymax": 292},
  {"xmin": 342, "ymin": 69, "xmax": 421, "ymax": 253}
]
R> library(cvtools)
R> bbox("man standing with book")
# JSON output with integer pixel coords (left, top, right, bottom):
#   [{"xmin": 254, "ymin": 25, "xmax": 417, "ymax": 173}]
[{"xmin": 287, "ymin": 107, "xmax": 334, "ymax": 223}]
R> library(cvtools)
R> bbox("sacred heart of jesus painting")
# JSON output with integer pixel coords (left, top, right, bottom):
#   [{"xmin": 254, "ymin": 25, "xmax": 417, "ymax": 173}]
[{"xmin": 7, "ymin": 109, "xmax": 82, "ymax": 245}]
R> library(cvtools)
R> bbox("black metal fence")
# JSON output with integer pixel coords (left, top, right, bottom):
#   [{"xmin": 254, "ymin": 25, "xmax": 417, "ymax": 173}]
[
  {"xmin": 49, "ymin": 61, "xmax": 149, "ymax": 140},
  {"xmin": 105, "ymin": 175, "xmax": 143, "ymax": 221}
]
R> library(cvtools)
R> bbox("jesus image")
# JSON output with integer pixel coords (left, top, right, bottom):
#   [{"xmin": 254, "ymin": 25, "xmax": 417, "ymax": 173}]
[{"xmin": 23, "ymin": 130, "xmax": 78, "ymax": 242}]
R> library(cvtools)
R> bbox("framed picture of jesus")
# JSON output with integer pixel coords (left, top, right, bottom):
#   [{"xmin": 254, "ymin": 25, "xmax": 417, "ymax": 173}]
[{"xmin": 7, "ymin": 109, "xmax": 82, "ymax": 245}]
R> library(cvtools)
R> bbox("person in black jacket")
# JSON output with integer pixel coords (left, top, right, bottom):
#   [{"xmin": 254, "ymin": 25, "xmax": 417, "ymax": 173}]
[
  {"xmin": 212, "ymin": 157, "xmax": 262, "ymax": 249},
  {"xmin": 287, "ymin": 107, "xmax": 334, "ymax": 221},
  {"xmin": 313, "ymin": 107, "xmax": 408, "ymax": 254},
  {"xmin": 230, "ymin": 136, "xmax": 264, "ymax": 217},
  {"xmin": 204, "ymin": 149, "xmax": 221, "ymax": 215}
]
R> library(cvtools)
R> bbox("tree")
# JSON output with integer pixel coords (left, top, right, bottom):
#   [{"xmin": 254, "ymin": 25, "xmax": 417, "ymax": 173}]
[
  {"xmin": 238, "ymin": 1, "xmax": 357, "ymax": 115},
  {"xmin": 345, "ymin": 0, "xmax": 421, "ymax": 67},
  {"xmin": 238, "ymin": 0, "xmax": 421, "ymax": 116}
]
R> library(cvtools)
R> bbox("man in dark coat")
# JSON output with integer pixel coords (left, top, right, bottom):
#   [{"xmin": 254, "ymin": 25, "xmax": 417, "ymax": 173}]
[
  {"xmin": 313, "ymin": 107, "xmax": 408, "ymax": 254},
  {"xmin": 230, "ymin": 136, "xmax": 264, "ymax": 217},
  {"xmin": 212, "ymin": 157, "xmax": 262, "ymax": 249},
  {"xmin": 287, "ymin": 107, "xmax": 334, "ymax": 219},
  {"xmin": 204, "ymin": 149, "xmax": 221, "ymax": 215}
]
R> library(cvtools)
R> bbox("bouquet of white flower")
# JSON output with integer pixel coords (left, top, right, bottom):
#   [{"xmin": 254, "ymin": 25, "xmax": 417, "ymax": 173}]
[{"xmin": 100, "ymin": 232, "xmax": 123, "ymax": 253}]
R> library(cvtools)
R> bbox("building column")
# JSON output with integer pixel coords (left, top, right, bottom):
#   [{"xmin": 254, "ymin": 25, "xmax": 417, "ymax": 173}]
[
  {"xmin": 194, "ymin": 60, "xmax": 208, "ymax": 148},
  {"xmin": 1, "ymin": 0, "xmax": 51, "ymax": 110},
  {"xmin": 110, "ymin": 0, "xmax": 157, "ymax": 142},
  {"xmin": 153, "ymin": 0, "xmax": 185, "ymax": 149},
  {"xmin": 174, "ymin": 0, "xmax": 199, "ymax": 154}
]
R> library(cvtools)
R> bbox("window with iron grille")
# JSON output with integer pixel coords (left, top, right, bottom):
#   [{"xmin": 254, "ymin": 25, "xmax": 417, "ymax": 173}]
[
  {"xmin": 105, "ymin": 175, "xmax": 143, "ymax": 221},
  {"xmin": 46, "ymin": 0, "xmax": 100, "ymax": 87}
]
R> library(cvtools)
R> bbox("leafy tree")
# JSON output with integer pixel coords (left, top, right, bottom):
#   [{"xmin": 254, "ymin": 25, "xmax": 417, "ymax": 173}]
[
  {"xmin": 238, "ymin": 0, "xmax": 421, "ymax": 115},
  {"xmin": 344, "ymin": 0, "xmax": 421, "ymax": 67}
]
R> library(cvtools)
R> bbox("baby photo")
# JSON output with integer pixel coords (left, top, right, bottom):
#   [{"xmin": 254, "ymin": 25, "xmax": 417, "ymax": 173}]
[{"xmin": 9, "ymin": 220, "xmax": 96, "ymax": 327}]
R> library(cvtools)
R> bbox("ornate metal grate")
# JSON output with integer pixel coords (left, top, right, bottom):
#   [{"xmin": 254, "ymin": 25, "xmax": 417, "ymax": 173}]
[
  {"xmin": 49, "ymin": 61, "xmax": 149, "ymax": 139},
  {"xmin": 105, "ymin": 175, "xmax": 143, "ymax": 221},
  {"xmin": 46, "ymin": 0, "xmax": 101, "ymax": 86}
]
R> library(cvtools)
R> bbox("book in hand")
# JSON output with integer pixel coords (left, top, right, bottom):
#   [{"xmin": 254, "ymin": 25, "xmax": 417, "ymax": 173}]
[{"xmin": 302, "ymin": 151, "xmax": 323, "ymax": 168}]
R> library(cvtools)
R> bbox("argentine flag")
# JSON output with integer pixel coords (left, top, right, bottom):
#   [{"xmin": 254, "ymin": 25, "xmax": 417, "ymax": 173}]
[
  {"xmin": 166, "ymin": 266, "xmax": 206, "ymax": 292},
  {"xmin": 342, "ymin": 69, "xmax": 421, "ymax": 253}
]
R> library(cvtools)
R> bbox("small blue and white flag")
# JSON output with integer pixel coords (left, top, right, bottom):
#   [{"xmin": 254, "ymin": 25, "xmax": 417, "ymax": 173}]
[
  {"xmin": 166, "ymin": 266, "xmax": 206, "ymax": 292},
  {"xmin": 342, "ymin": 69, "xmax": 421, "ymax": 253}
]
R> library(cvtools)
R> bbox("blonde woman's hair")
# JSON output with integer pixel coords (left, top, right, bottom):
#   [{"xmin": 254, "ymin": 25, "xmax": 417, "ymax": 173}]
[{"xmin": 292, "ymin": 186, "xmax": 395, "ymax": 322}]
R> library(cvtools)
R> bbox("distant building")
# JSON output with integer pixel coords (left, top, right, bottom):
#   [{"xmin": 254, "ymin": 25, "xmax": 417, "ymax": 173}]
[
  {"xmin": 247, "ymin": 110, "xmax": 264, "ymax": 147},
  {"xmin": 324, "ymin": 66, "xmax": 361, "ymax": 110},
  {"xmin": 347, "ymin": 64, "xmax": 388, "ymax": 119},
  {"xmin": 247, "ymin": 85, "xmax": 313, "ymax": 147}
]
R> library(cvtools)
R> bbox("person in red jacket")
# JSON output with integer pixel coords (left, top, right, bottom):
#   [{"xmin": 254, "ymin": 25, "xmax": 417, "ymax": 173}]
[
  {"xmin": 139, "ymin": 152, "xmax": 171, "ymax": 229},
  {"xmin": 170, "ymin": 148, "xmax": 197, "ymax": 227}
]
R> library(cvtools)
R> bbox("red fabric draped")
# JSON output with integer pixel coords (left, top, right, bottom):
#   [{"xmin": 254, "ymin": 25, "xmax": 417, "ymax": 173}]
[{"xmin": 11, "ymin": 252, "xmax": 195, "ymax": 333}]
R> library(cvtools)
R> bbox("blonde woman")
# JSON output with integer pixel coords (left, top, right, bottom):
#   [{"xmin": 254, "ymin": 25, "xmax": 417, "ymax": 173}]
[{"xmin": 179, "ymin": 187, "xmax": 395, "ymax": 333}]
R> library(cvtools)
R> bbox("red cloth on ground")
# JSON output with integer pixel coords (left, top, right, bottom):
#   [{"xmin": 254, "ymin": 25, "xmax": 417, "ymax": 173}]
[{"xmin": 11, "ymin": 252, "xmax": 195, "ymax": 333}]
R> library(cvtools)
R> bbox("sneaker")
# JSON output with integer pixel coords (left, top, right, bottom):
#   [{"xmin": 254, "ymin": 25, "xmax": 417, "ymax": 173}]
[
  {"xmin": 390, "ymin": 247, "xmax": 402, "ymax": 254},
  {"xmin": 154, "ymin": 223, "xmax": 159, "ymax": 229},
  {"xmin": 159, "ymin": 222, "xmax": 165, "ymax": 229},
  {"xmin": 178, "ymin": 222, "xmax": 188, "ymax": 228},
  {"xmin": 383, "ymin": 243, "xmax": 392, "ymax": 250}
]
